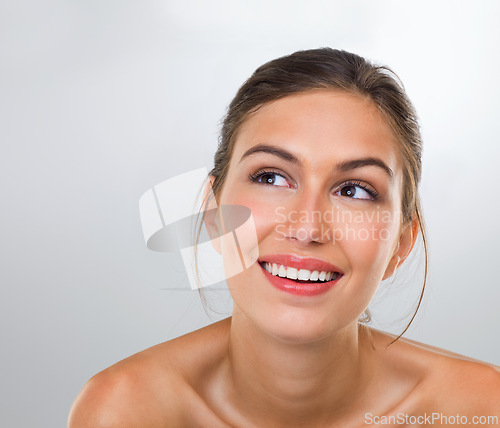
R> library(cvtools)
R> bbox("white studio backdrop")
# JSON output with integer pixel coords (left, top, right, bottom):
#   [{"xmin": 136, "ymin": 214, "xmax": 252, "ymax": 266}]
[{"xmin": 1, "ymin": 1, "xmax": 499, "ymax": 427}]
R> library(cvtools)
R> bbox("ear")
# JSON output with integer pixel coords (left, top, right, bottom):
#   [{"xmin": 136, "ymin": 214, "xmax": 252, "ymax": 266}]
[
  {"xmin": 382, "ymin": 217, "xmax": 419, "ymax": 281},
  {"xmin": 202, "ymin": 175, "xmax": 222, "ymax": 254}
]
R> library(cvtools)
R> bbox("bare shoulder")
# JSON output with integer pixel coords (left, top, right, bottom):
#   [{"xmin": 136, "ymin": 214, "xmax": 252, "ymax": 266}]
[
  {"xmin": 423, "ymin": 352, "xmax": 500, "ymax": 416},
  {"xmin": 367, "ymin": 327, "xmax": 500, "ymax": 417},
  {"xmin": 68, "ymin": 318, "xmax": 232, "ymax": 428},
  {"xmin": 67, "ymin": 345, "xmax": 184, "ymax": 427}
]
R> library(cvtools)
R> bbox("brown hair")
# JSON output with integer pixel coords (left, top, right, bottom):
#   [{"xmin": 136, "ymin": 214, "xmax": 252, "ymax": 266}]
[{"xmin": 198, "ymin": 48, "xmax": 427, "ymax": 343}]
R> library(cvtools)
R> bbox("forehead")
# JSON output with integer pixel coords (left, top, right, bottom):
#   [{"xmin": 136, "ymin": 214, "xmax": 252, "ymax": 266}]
[{"xmin": 232, "ymin": 90, "xmax": 401, "ymax": 173}]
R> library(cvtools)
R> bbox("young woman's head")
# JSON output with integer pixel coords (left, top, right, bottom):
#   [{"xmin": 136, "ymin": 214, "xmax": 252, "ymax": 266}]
[{"xmin": 203, "ymin": 48, "xmax": 427, "ymax": 342}]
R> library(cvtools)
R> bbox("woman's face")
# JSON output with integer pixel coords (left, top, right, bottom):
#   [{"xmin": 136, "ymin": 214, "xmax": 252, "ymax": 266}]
[{"xmin": 215, "ymin": 90, "xmax": 412, "ymax": 343}]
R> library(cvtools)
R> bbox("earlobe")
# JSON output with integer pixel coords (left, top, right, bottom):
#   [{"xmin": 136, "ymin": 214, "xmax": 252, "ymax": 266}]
[
  {"xmin": 202, "ymin": 175, "xmax": 217, "ymax": 210},
  {"xmin": 396, "ymin": 219, "xmax": 419, "ymax": 269},
  {"xmin": 382, "ymin": 218, "xmax": 419, "ymax": 281}
]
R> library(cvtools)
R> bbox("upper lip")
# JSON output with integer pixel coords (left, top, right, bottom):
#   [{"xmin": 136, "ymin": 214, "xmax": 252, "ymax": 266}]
[{"xmin": 258, "ymin": 254, "xmax": 344, "ymax": 274}]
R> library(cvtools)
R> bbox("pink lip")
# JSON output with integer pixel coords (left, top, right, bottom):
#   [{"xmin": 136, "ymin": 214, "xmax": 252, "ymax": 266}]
[
  {"xmin": 258, "ymin": 254, "xmax": 344, "ymax": 274},
  {"xmin": 258, "ymin": 254, "xmax": 343, "ymax": 297}
]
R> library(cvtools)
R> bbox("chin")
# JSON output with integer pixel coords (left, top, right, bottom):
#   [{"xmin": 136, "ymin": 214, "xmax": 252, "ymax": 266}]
[
  {"xmin": 255, "ymin": 305, "xmax": 354, "ymax": 345},
  {"xmin": 228, "ymin": 263, "xmax": 365, "ymax": 344}
]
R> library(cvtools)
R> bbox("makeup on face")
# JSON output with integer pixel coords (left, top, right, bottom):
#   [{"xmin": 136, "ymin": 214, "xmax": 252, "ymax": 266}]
[
  {"xmin": 219, "ymin": 91, "xmax": 403, "ymax": 341},
  {"xmin": 258, "ymin": 253, "xmax": 344, "ymax": 297}
]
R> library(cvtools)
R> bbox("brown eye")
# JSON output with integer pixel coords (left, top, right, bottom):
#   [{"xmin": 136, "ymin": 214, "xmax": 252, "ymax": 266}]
[
  {"xmin": 260, "ymin": 173, "xmax": 277, "ymax": 185},
  {"xmin": 249, "ymin": 170, "xmax": 292, "ymax": 188},
  {"xmin": 336, "ymin": 182, "xmax": 377, "ymax": 200},
  {"xmin": 340, "ymin": 186, "xmax": 356, "ymax": 197}
]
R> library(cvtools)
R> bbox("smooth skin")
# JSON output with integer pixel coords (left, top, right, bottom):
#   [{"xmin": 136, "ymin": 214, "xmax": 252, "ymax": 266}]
[{"xmin": 68, "ymin": 91, "xmax": 500, "ymax": 427}]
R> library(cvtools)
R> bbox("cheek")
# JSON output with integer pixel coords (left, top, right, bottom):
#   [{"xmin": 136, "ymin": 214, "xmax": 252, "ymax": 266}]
[
  {"xmin": 216, "ymin": 189, "xmax": 277, "ymax": 279},
  {"xmin": 336, "ymin": 208, "xmax": 401, "ymax": 278},
  {"xmin": 221, "ymin": 190, "xmax": 279, "ymax": 241}
]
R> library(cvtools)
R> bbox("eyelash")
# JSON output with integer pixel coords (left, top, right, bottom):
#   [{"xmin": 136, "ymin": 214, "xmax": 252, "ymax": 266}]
[
  {"xmin": 248, "ymin": 169, "xmax": 380, "ymax": 200},
  {"xmin": 249, "ymin": 169, "xmax": 292, "ymax": 187},
  {"xmin": 341, "ymin": 180, "xmax": 379, "ymax": 200}
]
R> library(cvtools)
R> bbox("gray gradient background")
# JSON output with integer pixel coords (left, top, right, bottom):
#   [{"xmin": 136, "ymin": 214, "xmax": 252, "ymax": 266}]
[{"xmin": 1, "ymin": 1, "xmax": 499, "ymax": 427}]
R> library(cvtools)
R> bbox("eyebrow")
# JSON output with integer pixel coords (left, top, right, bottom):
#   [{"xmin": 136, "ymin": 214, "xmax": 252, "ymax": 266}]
[{"xmin": 239, "ymin": 144, "xmax": 394, "ymax": 179}]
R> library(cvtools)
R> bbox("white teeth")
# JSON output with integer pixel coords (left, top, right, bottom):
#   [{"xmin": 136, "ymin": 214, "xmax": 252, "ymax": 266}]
[
  {"xmin": 286, "ymin": 267, "xmax": 298, "ymax": 280},
  {"xmin": 261, "ymin": 262, "xmax": 339, "ymax": 282},
  {"xmin": 278, "ymin": 265, "xmax": 287, "ymax": 277},
  {"xmin": 298, "ymin": 269, "xmax": 310, "ymax": 281},
  {"xmin": 272, "ymin": 263, "xmax": 279, "ymax": 275}
]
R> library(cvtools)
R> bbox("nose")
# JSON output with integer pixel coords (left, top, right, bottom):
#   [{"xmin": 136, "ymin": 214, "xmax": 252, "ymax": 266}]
[{"xmin": 278, "ymin": 188, "xmax": 332, "ymax": 246}]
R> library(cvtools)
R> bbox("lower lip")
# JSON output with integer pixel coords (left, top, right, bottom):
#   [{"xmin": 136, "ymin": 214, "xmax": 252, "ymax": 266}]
[{"xmin": 259, "ymin": 263, "xmax": 342, "ymax": 297}]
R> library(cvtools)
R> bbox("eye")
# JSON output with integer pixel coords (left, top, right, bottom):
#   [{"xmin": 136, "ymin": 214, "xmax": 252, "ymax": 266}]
[
  {"xmin": 249, "ymin": 169, "xmax": 292, "ymax": 188},
  {"xmin": 336, "ymin": 181, "xmax": 378, "ymax": 200}
]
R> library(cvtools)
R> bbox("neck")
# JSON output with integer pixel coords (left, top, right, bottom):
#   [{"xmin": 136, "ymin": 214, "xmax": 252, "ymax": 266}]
[{"xmin": 223, "ymin": 310, "xmax": 376, "ymax": 426}]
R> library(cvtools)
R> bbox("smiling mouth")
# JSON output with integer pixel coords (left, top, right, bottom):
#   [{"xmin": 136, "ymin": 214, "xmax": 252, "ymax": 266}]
[{"xmin": 259, "ymin": 261, "xmax": 341, "ymax": 283}]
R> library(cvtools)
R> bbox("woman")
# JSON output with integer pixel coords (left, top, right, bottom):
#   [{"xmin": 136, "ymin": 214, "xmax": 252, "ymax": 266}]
[{"xmin": 68, "ymin": 48, "xmax": 500, "ymax": 427}]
